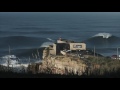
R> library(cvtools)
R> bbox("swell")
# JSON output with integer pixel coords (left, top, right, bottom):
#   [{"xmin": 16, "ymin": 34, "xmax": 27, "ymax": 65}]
[
  {"xmin": 0, "ymin": 30, "xmax": 62, "ymax": 35},
  {"xmin": 0, "ymin": 36, "xmax": 49, "ymax": 50},
  {"xmin": 84, "ymin": 35, "xmax": 120, "ymax": 48},
  {"xmin": 0, "ymin": 47, "xmax": 45, "ymax": 58},
  {"xmin": 13, "ymin": 27, "xmax": 51, "ymax": 30}
]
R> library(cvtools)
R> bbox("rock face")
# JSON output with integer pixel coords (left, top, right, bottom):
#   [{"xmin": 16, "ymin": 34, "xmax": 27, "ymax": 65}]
[{"xmin": 28, "ymin": 56, "xmax": 87, "ymax": 76}]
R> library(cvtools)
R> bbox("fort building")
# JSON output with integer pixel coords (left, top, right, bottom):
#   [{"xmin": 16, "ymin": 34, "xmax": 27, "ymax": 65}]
[{"xmin": 42, "ymin": 38, "xmax": 86, "ymax": 59}]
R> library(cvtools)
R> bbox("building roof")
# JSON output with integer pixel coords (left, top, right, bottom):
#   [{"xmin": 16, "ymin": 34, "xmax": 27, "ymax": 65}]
[{"xmin": 111, "ymin": 55, "xmax": 117, "ymax": 57}]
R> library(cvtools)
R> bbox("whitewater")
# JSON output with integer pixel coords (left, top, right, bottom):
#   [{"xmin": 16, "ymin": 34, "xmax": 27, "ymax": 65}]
[
  {"xmin": 93, "ymin": 33, "xmax": 112, "ymax": 39},
  {"xmin": 1, "ymin": 12, "xmax": 120, "ymax": 71}
]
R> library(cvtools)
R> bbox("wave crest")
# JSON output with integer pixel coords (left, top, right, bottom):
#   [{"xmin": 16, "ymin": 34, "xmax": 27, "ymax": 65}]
[
  {"xmin": 40, "ymin": 42, "xmax": 53, "ymax": 47},
  {"xmin": 93, "ymin": 33, "xmax": 112, "ymax": 39}
]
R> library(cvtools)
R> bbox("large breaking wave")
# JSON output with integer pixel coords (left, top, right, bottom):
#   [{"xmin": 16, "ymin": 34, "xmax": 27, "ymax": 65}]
[
  {"xmin": 0, "ymin": 36, "xmax": 54, "ymax": 58},
  {"xmin": 0, "ymin": 36, "xmax": 49, "ymax": 49},
  {"xmin": 84, "ymin": 33, "xmax": 120, "ymax": 48},
  {"xmin": 0, "ymin": 32, "xmax": 120, "ymax": 65},
  {"xmin": 93, "ymin": 33, "xmax": 112, "ymax": 39}
]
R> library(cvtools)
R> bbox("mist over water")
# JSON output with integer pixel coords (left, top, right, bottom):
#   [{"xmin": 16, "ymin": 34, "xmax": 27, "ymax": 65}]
[{"xmin": 0, "ymin": 12, "xmax": 120, "ymax": 60}]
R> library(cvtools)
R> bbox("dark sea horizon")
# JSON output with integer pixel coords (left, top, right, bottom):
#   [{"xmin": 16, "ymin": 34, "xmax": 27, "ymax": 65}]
[{"xmin": 0, "ymin": 12, "xmax": 120, "ymax": 61}]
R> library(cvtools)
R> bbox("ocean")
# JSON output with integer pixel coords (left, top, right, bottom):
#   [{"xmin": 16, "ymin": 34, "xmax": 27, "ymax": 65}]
[{"xmin": 0, "ymin": 12, "xmax": 120, "ymax": 62}]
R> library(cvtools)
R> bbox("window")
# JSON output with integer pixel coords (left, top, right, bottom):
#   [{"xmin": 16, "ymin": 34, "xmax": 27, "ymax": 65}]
[{"xmin": 73, "ymin": 45, "xmax": 82, "ymax": 48}]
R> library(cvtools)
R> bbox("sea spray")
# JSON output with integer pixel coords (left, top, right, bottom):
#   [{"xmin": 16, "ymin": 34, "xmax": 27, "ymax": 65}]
[
  {"xmin": 93, "ymin": 33, "xmax": 112, "ymax": 39},
  {"xmin": 40, "ymin": 42, "xmax": 53, "ymax": 47}
]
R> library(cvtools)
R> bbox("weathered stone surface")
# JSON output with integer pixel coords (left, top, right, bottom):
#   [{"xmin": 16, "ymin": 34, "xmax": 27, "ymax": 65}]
[{"xmin": 28, "ymin": 56, "xmax": 87, "ymax": 76}]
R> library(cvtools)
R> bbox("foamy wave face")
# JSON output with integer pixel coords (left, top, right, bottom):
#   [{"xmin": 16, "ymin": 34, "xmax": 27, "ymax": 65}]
[
  {"xmin": 93, "ymin": 33, "xmax": 112, "ymax": 39},
  {"xmin": 40, "ymin": 42, "xmax": 53, "ymax": 47},
  {"xmin": 0, "ymin": 60, "xmax": 29, "ymax": 73},
  {"xmin": 0, "ymin": 58, "xmax": 42, "ymax": 73}
]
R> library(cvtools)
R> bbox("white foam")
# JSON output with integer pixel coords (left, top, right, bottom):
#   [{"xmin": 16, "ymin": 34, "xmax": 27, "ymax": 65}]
[
  {"xmin": 35, "ymin": 60, "xmax": 42, "ymax": 63},
  {"xmin": 93, "ymin": 33, "xmax": 112, "ymax": 39},
  {"xmin": 0, "ymin": 55, "xmax": 19, "ymax": 65},
  {"xmin": 0, "ymin": 55, "xmax": 43, "ymax": 73},
  {"xmin": 1, "ymin": 63, "xmax": 28, "ymax": 68},
  {"xmin": 40, "ymin": 42, "xmax": 53, "ymax": 47},
  {"xmin": 47, "ymin": 38, "xmax": 54, "ymax": 42},
  {"xmin": 0, "ymin": 62, "xmax": 29, "ymax": 73}
]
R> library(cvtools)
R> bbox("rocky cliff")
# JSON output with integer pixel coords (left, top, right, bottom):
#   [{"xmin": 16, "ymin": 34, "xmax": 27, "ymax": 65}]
[{"xmin": 28, "ymin": 55, "xmax": 87, "ymax": 76}]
